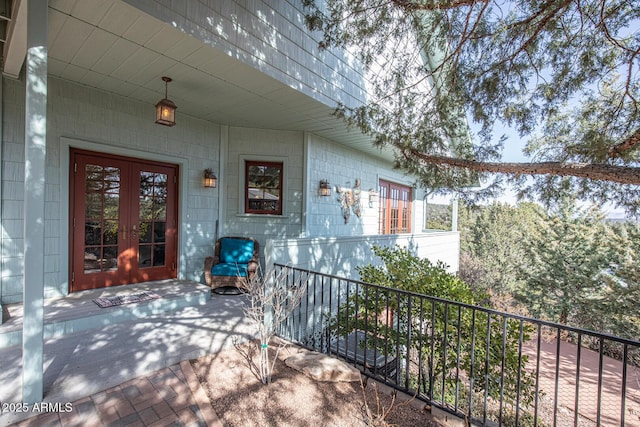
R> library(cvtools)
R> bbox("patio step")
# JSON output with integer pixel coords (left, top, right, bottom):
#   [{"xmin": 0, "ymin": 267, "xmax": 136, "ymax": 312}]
[{"xmin": 0, "ymin": 280, "xmax": 210, "ymax": 349}]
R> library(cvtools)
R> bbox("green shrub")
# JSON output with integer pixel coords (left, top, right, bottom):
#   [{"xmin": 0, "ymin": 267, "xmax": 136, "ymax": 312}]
[{"xmin": 330, "ymin": 245, "xmax": 537, "ymax": 422}]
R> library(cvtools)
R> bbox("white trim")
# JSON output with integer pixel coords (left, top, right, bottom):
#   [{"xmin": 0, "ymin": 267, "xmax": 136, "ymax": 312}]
[
  {"xmin": 218, "ymin": 125, "xmax": 228, "ymax": 239},
  {"xmin": 235, "ymin": 213, "xmax": 288, "ymax": 219},
  {"xmin": 302, "ymin": 132, "xmax": 311, "ymax": 237},
  {"xmin": 0, "ymin": 73, "xmax": 3, "ymax": 306},
  {"xmin": 451, "ymin": 197, "xmax": 459, "ymax": 232},
  {"xmin": 237, "ymin": 154, "xmax": 289, "ymax": 216},
  {"xmin": 59, "ymin": 137, "xmax": 191, "ymax": 291},
  {"xmin": 422, "ymin": 195, "xmax": 429, "ymax": 232},
  {"xmin": 377, "ymin": 176, "xmax": 416, "ymax": 234},
  {"xmin": 22, "ymin": 0, "xmax": 48, "ymax": 404},
  {"xmin": 376, "ymin": 172, "xmax": 414, "ymax": 188},
  {"xmin": 2, "ymin": 0, "xmax": 27, "ymax": 79}
]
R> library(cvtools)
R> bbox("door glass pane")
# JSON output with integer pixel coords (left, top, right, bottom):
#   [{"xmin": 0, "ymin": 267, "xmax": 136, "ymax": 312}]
[
  {"xmin": 154, "ymin": 202, "xmax": 166, "ymax": 220},
  {"xmin": 138, "ymin": 171, "xmax": 168, "ymax": 269},
  {"xmin": 139, "ymin": 221, "xmax": 153, "ymax": 243},
  {"xmin": 139, "ymin": 245, "xmax": 152, "ymax": 267},
  {"xmin": 153, "ymin": 245, "xmax": 165, "ymax": 266},
  {"xmin": 85, "ymin": 221, "xmax": 101, "ymax": 246},
  {"xmin": 154, "ymin": 174, "xmax": 167, "ymax": 197},
  {"xmin": 84, "ymin": 164, "xmax": 120, "ymax": 273},
  {"xmin": 140, "ymin": 172, "xmax": 154, "ymax": 196},
  {"xmin": 154, "ymin": 222, "xmax": 166, "ymax": 243},
  {"xmin": 85, "ymin": 166, "xmax": 103, "ymax": 191},
  {"xmin": 103, "ymin": 246, "xmax": 118, "ymax": 271},
  {"xmin": 140, "ymin": 196, "xmax": 153, "ymax": 220},
  {"xmin": 104, "ymin": 167, "xmax": 120, "ymax": 191},
  {"xmin": 104, "ymin": 194, "xmax": 119, "ymax": 219},
  {"xmin": 84, "ymin": 247, "xmax": 101, "ymax": 273},
  {"xmin": 103, "ymin": 221, "xmax": 118, "ymax": 245},
  {"xmin": 85, "ymin": 193, "xmax": 102, "ymax": 219}
]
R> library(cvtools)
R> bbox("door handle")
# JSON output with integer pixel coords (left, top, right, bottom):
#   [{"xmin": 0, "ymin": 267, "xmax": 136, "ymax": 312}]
[{"xmin": 131, "ymin": 224, "xmax": 138, "ymax": 238}]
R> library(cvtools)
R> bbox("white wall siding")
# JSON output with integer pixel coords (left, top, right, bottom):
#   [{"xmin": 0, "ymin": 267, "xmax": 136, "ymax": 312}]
[
  {"xmin": 306, "ymin": 134, "xmax": 425, "ymax": 237},
  {"xmin": 0, "ymin": 77, "xmax": 221, "ymax": 302},
  {"xmin": 222, "ymin": 126, "xmax": 305, "ymax": 257},
  {"xmin": 1, "ymin": 75, "xmax": 458, "ymax": 304},
  {"xmin": 124, "ymin": 0, "xmax": 366, "ymax": 109},
  {"xmin": 265, "ymin": 231, "xmax": 460, "ymax": 281},
  {"xmin": 219, "ymin": 129, "xmax": 434, "ymax": 253},
  {"xmin": 1, "ymin": 80, "xmax": 26, "ymax": 303}
]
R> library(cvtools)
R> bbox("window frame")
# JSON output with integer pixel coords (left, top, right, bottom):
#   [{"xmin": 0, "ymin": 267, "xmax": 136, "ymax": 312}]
[
  {"xmin": 378, "ymin": 179, "xmax": 412, "ymax": 234},
  {"xmin": 244, "ymin": 160, "xmax": 284, "ymax": 215}
]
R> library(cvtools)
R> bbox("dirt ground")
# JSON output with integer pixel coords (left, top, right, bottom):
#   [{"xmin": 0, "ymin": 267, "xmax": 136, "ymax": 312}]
[{"xmin": 191, "ymin": 341, "xmax": 444, "ymax": 427}]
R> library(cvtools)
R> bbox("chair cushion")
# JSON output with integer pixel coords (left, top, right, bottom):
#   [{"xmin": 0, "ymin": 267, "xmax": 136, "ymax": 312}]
[
  {"xmin": 211, "ymin": 262, "xmax": 248, "ymax": 277},
  {"xmin": 219, "ymin": 238, "xmax": 255, "ymax": 264}
]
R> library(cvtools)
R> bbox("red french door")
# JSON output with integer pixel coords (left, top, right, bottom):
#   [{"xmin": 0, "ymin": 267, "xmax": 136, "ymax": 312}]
[
  {"xmin": 70, "ymin": 149, "xmax": 178, "ymax": 292},
  {"xmin": 378, "ymin": 180, "xmax": 412, "ymax": 234}
]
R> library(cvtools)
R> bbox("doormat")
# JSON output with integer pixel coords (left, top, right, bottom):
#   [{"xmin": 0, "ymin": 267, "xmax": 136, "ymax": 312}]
[
  {"xmin": 93, "ymin": 291, "xmax": 160, "ymax": 308},
  {"xmin": 212, "ymin": 286, "xmax": 247, "ymax": 296}
]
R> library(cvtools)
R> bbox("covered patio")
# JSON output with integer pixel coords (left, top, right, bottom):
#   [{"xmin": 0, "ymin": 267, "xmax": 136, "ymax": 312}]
[{"xmin": 0, "ymin": 283, "xmax": 254, "ymax": 425}]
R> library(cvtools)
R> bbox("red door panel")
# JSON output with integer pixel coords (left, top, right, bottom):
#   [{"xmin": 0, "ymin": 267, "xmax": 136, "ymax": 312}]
[
  {"xmin": 70, "ymin": 149, "xmax": 178, "ymax": 292},
  {"xmin": 378, "ymin": 180, "xmax": 412, "ymax": 234}
]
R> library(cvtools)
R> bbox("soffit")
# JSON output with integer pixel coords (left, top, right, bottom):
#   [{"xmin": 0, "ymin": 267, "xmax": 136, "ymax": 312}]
[{"xmin": 40, "ymin": 0, "xmax": 393, "ymax": 162}]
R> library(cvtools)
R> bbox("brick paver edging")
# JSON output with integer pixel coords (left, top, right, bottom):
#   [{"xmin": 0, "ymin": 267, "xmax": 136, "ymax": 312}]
[
  {"xmin": 6, "ymin": 361, "xmax": 222, "ymax": 426},
  {"xmin": 179, "ymin": 360, "xmax": 222, "ymax": 427}
]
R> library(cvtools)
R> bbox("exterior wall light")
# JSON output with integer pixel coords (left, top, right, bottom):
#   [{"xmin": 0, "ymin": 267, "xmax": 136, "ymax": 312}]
[
  {"xmin": 319, "ymin": 180, "xmax": 331, "ymax": 196},
  {"xmin": 368, "ymin": 188, "xmax": 379, "ymax": 207},
  {"xmin": 155, "ymin": 76, "xmax": 177, "ymax": 126},
  {"xmin": 204, "ymin": 169, "xmax": 217, "ymax": 188}
]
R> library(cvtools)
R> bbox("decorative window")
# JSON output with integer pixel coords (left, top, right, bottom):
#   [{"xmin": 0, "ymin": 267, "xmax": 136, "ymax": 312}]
[
  {"xmin": 378, "ymin": 180, "xmax": 412, "ymax": 234},
  {"xmin": 245, "ymin": 161, "xmax": 283, "ymax": 215}
]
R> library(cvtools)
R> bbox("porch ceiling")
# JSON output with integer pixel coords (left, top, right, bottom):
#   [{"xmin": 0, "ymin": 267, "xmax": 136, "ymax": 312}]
[{"xmin": 9, "ymin": 0, "xmax": 394, "ymax": 162}]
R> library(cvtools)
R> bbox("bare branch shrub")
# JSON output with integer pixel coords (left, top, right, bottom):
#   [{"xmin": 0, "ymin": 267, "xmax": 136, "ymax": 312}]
[
  {"xmin": 241, "ymin": 266, "xmax": 308, "ymax": 384},
  {"xmin": 360, "ymin": 380, "xmax": 398, "ymax": 427}
]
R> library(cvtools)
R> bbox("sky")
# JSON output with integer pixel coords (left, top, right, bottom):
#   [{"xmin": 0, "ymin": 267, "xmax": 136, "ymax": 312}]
[{"xmin": 475, "ymin": 122, "xmax": 629, "ymax": 219}]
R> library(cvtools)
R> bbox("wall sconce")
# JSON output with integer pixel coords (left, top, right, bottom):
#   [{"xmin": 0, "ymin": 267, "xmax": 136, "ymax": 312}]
[
  {"xmin": 319, "ymin": 180, "xmax": 331, "ymax": 196},
  {"xmin": 368, "ymin": 188, "xmax": 379, "ymax": 207},
  {"xmin": 204, "ymin": 168, "xmax": 217, "ymax": 188},
  {"xmin": 155, "ymin": 76, "xmax": 177, "ymax": 126}
]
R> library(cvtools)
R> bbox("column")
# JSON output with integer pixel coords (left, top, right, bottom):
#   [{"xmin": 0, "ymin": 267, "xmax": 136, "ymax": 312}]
[{"xmin": 22, "ymin": 0, "xmax": 48, "ymax": 404}]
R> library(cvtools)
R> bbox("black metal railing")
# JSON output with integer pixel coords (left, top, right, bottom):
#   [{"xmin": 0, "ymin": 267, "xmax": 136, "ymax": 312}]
[{"xmin": 273, "ymin": 263, "xmax": 640, "ymax": 427}]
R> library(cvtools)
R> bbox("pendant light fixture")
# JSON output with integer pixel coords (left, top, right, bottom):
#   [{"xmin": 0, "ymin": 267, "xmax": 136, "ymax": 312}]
[{"xmin": 155, "ymin": 76, "xmax": 177, "ymax": 126}]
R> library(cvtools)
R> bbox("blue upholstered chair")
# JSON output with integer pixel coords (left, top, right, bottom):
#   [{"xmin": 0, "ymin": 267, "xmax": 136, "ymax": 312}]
[{"xmin": 204, "ymin": 237, "xmax": 260, "ymax": 291}]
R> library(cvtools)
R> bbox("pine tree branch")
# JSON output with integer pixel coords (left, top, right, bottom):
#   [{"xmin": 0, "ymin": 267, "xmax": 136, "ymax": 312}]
[
  {"xmin": 390, "ymin": 0, "xmax": 488, "ymax": 12},
  {"xmin": 608, "ymin": 128, "xmax": 640, "ymax": 158},
  {"xmin": 401, "ymin": 147, "xmax": 640, "ymax": 184}
]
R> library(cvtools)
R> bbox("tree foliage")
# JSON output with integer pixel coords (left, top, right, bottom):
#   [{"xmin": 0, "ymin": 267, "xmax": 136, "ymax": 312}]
[
  {"xmin": 459, "ymin": 200, "xmax": 640, "ymax": 340},
  {"xmin": 303, "ymin": 0, "xmax": 640, "ymax": 213},
  {"xmin": 458, "ymin": 202, "xmax": 540, "ymax": 306},
  {"xmin": 330, "ymin": 245, "xmax": 536, "ymax": 416},
  {"xmin": 515, "ymin": 199, "xmax": 612, "ymax": 324}
]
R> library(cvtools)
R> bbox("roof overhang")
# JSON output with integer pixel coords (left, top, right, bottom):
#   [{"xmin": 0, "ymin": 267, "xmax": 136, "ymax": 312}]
[{"xmin": 2, "ymin": 0, "xmax": 394, "ymax": 162}]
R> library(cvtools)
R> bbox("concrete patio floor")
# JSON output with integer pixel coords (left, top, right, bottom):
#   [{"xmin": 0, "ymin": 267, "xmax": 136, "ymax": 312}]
[{"xmin": 0, "ymin": 288, "xmax": 254, "ymax": 426}]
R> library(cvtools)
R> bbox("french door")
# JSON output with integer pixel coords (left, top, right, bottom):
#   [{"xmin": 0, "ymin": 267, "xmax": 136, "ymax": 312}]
[
  {"xmin": 378, "ymin": 180, "xmax": 412, "ymax": 234},
  {"xmin": 70, "ymin": 149, "xmax": 178, "ymax": 292}
]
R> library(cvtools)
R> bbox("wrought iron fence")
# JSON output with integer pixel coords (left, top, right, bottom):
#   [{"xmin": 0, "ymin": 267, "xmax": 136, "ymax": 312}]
[{"xmin": 273, "ymin": 263, "xmax": 640, "ymax": 427}]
